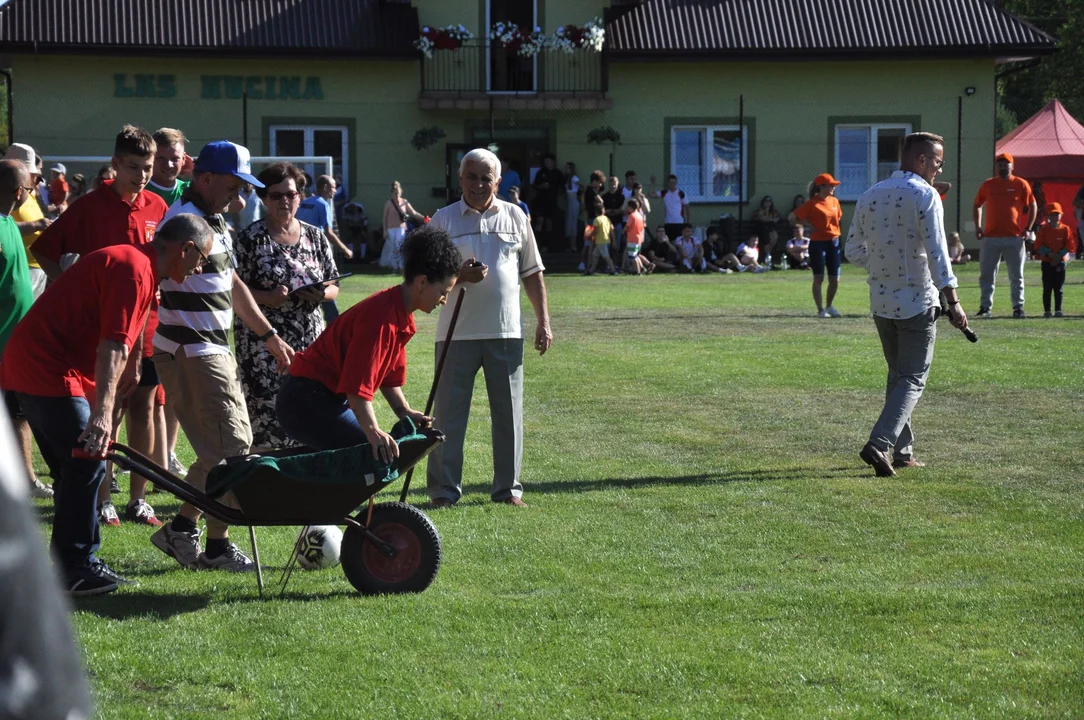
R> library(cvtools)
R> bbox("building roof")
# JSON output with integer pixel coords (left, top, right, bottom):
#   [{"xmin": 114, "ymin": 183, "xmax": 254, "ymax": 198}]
[
  {"xmin": 607, "ymin": 0, "xmax": 1058, "ymax": 61},
  {"xmin": 997, "ymin": 99, "xmax": 1084, "ymax": 178},
  {"xmin": 0, "ymin": 0, "xmax": 419, "ymax": 58}
]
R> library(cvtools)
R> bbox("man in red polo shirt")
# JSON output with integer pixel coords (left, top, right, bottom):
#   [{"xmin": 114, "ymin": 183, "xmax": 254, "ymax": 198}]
[
  {"xmin": 32, "ymin": 125, "xmax": 169, "ymax": 527},
  {"xmin": 0, "ymin": 213, "xmax": 213, "ymax": 595}
]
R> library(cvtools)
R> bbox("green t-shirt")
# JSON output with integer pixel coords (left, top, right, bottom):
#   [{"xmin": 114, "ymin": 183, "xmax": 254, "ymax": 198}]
[
  {"xmin": 0, "ymin": 214, "xmax": 34, "ymax": 354},
  {"xmin": 145, "ymin": 179, "xmax": 190, "ymax": 208}
]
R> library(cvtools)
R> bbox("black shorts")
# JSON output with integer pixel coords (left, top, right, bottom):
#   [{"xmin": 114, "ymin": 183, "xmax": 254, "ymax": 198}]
[
  {"xmin": 138, "ymin": 356, "xmax": 160, "ymax": 387},
  {"xmin": 3, "ymin": 389, "xmax": 23, "ymax": 420}
]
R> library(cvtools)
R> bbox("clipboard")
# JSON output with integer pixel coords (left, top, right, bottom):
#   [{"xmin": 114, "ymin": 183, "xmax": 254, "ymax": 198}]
[{"xmin": 288, "ymin": 273, "xmax": 353, "ymax": 296}]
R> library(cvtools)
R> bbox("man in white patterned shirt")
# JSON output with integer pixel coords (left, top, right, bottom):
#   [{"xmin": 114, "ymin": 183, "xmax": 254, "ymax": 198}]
[{"xmin": 845, "ymin": 132, "xmax": 969, "ymax": 478}]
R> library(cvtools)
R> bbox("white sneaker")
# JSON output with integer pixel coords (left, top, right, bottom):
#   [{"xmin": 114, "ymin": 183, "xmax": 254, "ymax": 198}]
[
  {"xmin": 826, "ymin": 306, "xmax": 841, "ymax": 318},
  {"xmin": 98, "ymin": 502, "xmax": 120, "ymax": 527},
  {"xmin": 817, "ymin": 309, "xmax": 830, "ymax": 318},
  {"xmin": 30, "ymin": 479, "xmax": 54, "ymax": 498},
  {"xmin": 197, "ymin": 543, "xmax": 256, "ymax": 572},
  {"xmin": 151, "ymin": 522, "xmax": 203, "ymax": 569},
  {"xmin": 169, "ymin": 453, "xmax": 187, "ymax": 478}
]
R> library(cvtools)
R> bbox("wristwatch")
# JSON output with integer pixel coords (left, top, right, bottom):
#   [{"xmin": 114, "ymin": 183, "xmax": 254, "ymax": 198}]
[{"xmin": 258, "ymin": 327, "xmax": 278, "ymax": 342}]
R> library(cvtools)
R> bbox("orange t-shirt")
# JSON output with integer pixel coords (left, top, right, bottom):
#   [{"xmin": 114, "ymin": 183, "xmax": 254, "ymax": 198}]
[
  {"xmin": 1034, "ymin": 223, "xmax": 1077, "ymax": 264},
  {"xmin": 793, "ymin": 196, "xmax": 842, "ymax": 241},
  {"xmin": 973, "ymin": 176, "xmax": 1034, "ymax": 238},
  {"xmin": 49, "ymin": 177, "xmax": 69, "ymax": 206},
  {"xmin": 625, "ymin": 211, "xmax": 645, "ymax": 245}
]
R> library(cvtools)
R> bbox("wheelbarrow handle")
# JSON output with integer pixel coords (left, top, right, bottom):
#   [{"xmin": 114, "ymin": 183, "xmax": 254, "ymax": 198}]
[{"xmin": 72, "ymin": 444, "xmax": 112, "ymax": 460}]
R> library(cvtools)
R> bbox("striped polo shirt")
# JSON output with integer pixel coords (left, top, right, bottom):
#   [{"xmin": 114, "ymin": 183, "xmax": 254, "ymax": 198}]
[{"xmin": 153, "ymin": 200, "xmax": 235, "ymax": 357}]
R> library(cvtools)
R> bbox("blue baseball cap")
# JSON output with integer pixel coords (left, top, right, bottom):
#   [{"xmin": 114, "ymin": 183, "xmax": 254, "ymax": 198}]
[{"xmin": 193, "ymin": 141, "xmax": 264, "ymax": 187}]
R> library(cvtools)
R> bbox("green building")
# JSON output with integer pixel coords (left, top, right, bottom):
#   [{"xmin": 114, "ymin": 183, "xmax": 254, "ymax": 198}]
[{"xmin": 0, "ymin": 0, "xmax": 1056, "ymax": 244}]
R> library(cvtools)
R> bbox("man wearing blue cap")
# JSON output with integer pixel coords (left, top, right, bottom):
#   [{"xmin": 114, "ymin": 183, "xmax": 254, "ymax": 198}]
[{"xmin": 150, "ymin": 140, "xmax": 295, "ymax": 572}]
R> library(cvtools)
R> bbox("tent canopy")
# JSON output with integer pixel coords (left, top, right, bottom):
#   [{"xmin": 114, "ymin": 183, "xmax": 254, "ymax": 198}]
[{"xmin": 997, "ymin": 99, "xmax": 1084, "ymax": 179}]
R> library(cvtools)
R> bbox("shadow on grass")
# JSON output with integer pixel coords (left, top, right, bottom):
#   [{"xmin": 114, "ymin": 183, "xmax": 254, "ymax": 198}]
[{"xmin": 74, "ymin": 591, "xmax": 213, "ymax": 620}]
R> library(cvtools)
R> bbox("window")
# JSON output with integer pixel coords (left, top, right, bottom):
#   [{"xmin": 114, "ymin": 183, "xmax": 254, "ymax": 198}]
[
  {"xmin": 268, "ymin": 124, "xmax": 349, "ymax": 193},
  {"xmin": 834, "ymin": 124, "xmax": 910, "ymax": 200},
  {"xmin": 671, "ymin": 125, "xmax": 748, "ymax": 202}
]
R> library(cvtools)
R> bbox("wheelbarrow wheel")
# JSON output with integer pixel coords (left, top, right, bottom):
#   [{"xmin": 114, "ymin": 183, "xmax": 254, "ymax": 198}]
[{"xmin": 341, "ymin": 502, "xmax": 442, "ymax": 595}]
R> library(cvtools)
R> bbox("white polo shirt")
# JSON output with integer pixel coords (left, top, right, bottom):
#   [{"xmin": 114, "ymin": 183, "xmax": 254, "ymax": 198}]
[{"xmin": 430, "ymin": 198, "xmax": 545, "ymax": 342}]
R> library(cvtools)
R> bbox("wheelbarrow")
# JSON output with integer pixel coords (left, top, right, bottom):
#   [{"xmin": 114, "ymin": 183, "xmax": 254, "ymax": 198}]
[{"xmin": 86, "ymin": 417, "xmax": 445, "ymax": 597}]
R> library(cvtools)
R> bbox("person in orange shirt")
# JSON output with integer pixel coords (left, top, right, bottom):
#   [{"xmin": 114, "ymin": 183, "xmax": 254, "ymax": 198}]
[
  {"xmin": 1034, "ymin": 202, "xmax": 1076, "ymax": 317},
  {"xmin": 48, "ymin": 163, "xmax": 69, "ymax": 212},
  {"xmin": 788, "ymin": 173, "xmax": 843, "ymax": 318},
  {"xmin": 972, "ymin": 152, "xmax": 1037, "ymax": 318}
]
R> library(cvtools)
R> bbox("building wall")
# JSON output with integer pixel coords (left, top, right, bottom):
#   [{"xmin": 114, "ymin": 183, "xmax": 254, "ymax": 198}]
[{"xmin": 11, "ymin": 52, "xmax": 996, "ymax": 241}]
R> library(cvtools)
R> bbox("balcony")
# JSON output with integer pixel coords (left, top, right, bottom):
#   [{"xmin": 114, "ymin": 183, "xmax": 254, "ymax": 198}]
[{"xmin": 419, "ymin": 41, "xmax": 611, "ymax": 111}]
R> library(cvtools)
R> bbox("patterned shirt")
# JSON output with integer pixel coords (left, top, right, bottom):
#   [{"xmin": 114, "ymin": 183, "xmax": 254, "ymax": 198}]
[{"xmin": 845, "ymin": 171, "xmax": 957, "ymax": 320}]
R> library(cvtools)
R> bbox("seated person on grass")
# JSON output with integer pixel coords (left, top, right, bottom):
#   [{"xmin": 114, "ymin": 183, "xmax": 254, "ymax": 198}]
[
  {"xmin": 275, "ymin": 225, "xmax": 481, "ymax": 462},
  {"xmin": 946, "ymin": 231, "xmax": 970, "ymax": 264},
  {"xmin": 736, "ymin": 234, "xmax": 769, "ymax": 273},
  {"xmin": 645, "ymin": 225, "xmax": 677, "ymax": 272},
  {"xmin": 701, "ymin": 227, "xmax": 733, "ymax": 274},
  {"xmin": 786, "ymin": 222, "xmax": 811, "ymax": 269},
  {"xmin": 675, "ymin": 223, "xmax": 706, "ymax": 273},
  {"xmin": 584, "ymin": 198, "xmax": 617, "ymax": 276}
]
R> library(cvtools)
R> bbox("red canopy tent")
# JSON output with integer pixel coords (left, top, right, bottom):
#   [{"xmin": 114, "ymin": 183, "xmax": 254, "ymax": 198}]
[{"xmin": 997, "ymin": 99, "xmax": 1084, "ymax": 231}]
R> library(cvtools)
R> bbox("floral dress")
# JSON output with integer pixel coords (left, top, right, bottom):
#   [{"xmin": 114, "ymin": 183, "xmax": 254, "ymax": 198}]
[{"xmin": 234, "ymin": 220, "xmax": 337, "ymax": 449}]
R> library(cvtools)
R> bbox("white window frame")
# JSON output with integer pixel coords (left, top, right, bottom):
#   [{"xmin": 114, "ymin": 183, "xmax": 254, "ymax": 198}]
[
  {"xmin": 833, "ymin": 122, "xmax": 912, "ymax": 201},
  {"xmin": 670, "ymin": 124, "xmax": 749, "ymax": 203},
  {"xmin": 485, "ymin": 0, "xmax": 539, "ymax": 94},
  {"xmin": 268, "ymin": 124, "xmax": 350, "ymax": 191}
]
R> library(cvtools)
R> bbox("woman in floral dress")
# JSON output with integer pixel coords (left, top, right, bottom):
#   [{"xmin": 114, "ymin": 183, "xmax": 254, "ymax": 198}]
[{"xmin": 234, "ymin": 162, "xmax": 338, "ymax": 449}]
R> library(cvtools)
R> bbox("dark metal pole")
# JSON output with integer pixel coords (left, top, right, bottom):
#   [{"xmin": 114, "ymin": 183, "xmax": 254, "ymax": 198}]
[
  {"xmin": 738, "ymin": 94, "xmax": 744, "ymax": 238},
  {"xmin": 242, "ymin": 92, "xmax": 248, "ymax": 148},
  {"xmin": 1, "ymin": 69, "xmax": 13, "ymax": 145},
  {"xmin": 956, "ymin": 96, "xmax": 963, "ymax": 233}
]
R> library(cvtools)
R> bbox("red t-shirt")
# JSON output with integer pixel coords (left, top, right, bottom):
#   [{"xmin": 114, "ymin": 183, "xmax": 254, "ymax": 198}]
[
  {"xmin": 49, "ymin": 177, "xmax": 69, "ymax": 206},
  {"xmin": 973, "ymin": 176, "xmax": 1034, "ymax": 238},
  {"xmin": 31, "ymin": 180, "xmax": 167, "ymax": 358},
  {"xmin": 0, "ymin": 245, "xmax": 157, "ymax": 399},
  {"xmin": 793, "ymin": 196, "xmax": 843, "ymax": 241},
  {"xmin": 289, "ymin": 286, "xmax": 416, "ymax": 400}
]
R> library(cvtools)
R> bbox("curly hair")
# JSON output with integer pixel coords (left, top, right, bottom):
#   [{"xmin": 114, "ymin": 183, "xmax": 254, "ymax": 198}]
[{"xmin": 401, "ymin": 225, "xmax": 462, "ymax": 282}]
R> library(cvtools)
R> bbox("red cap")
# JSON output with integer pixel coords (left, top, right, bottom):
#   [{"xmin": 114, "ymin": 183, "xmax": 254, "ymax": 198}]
[
  {"xmin": 812, "ymin": 173, "xmax": 841, "ymax": 187},
  {"xmin": 996, "ymin": 152, "xmax": 1014, "ymax": 163}
]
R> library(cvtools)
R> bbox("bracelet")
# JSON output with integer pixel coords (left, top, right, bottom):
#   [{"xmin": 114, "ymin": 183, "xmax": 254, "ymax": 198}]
[{"xmin": 258, "ymin": 327, "xmax": 278, "ymax": 342}]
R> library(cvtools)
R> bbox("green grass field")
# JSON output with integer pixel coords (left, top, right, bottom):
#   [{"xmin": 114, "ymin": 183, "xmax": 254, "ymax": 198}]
[{"xmin": 32, "ymin": 262, "xmax": 1084, "ymax": 719}]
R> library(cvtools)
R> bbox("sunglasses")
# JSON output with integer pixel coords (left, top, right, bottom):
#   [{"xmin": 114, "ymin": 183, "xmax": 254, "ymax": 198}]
[{"xmin": 268, "ymin": 190, "xmax": 300, "ymax": 202}]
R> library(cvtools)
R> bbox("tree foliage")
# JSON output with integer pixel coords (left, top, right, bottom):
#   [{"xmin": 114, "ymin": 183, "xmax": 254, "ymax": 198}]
[{"xmin": 996, "ymin": 0, "xmax": 1084, "ymax": 130}]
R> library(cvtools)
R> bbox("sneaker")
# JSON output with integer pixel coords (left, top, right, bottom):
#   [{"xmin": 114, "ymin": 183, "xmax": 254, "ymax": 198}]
[
  {"xmin": 1044, "ymin": 311, "xmax": 1053, "ymax": 318},
  {"xmin": 108, "ymin": 473, "xmax": 120, "ymax": 494},
  {"xmin": 976, "ymin": 307, "xmax": 992, "ymax": 318},
  {"xmin": 197, "ymin": 543, "xmax": 255, "ymax": 572},
  {"xmin": 169, "ymin": 453, "xmax": 187, "ymax": 478},
  {"xmin": 576, "ymin": 262, "xmax": 586, "ymax": 272},
  {"xmin": 1055, "ymin": 311, "xmax": 1064, "ymax": 317},
  {"xmin": 91, "ymin": 559, "xmax": 138, "ymax": 586},
  {"xmin": 126, "ymin": 498, "xmax": 163, "ymax": 527},
  {"xmin": 1012, "ymin": 306, "xmax": 1026, "ymax": 319},
  {"xmin": 30, "ymin": 479, "xmax": 54, "ymax": 499},
  {"xmin": 115, "ymin": 466, "xmax": 129, "ymax": 476},
  {"xmin": 98, "ymin": 502, "xmax": 120, "ymax": 527},
  {"xmin": 151, "ymin": 522, "xmax": 203, "ymax": 569},
  {"xmin": 66, "ymin": 567, "xmax": 118, "ymax": 597},
  {"xmin": 826, "ymin": 306, "xmax": 841, "ymax": 318},
  {"xmin": 717, "ymin": 267, "xmax": 732, "ymax": 274},
  {"xmin": 817, "ymin": 309, "xmax": 830, "ymax": 318},
  {"xmin": 753, "ymin": 266, "xmax": 769, "ymax": 274},
  {"xmin": 736, "ymin": 264, "xmax": 749, "ymax": 272}
]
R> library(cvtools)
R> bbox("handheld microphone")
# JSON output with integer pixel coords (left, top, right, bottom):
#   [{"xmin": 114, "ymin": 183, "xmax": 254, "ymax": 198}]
[{"xmin": 940, "ymin": 293, "xmax": 978, "ymax": 343}]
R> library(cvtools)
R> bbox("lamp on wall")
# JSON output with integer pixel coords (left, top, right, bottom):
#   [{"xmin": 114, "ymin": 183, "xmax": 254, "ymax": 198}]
[{"xmin": 965, "ymin": 86, "xmax": 976, "ymax": 96}]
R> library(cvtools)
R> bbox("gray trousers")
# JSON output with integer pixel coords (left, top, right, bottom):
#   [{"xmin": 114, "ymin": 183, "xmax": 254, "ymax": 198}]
[
  {"xmin": 979, "ymin": 236, "xmax": 1026, "ymax": 310},
  {"xmin": 427, "ymin": 339, "xmax": 524, "ymax": 502},
  {"xmin": 869, "ymin": 307, "xmax": 938, "ymax": 459}
]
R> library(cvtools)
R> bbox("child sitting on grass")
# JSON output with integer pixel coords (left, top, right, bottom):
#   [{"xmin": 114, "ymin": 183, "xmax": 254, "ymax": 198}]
[
  {"xmin": 701, "ymin": 227, "xmax": 732, "ymax": 274},
  {"xmin": 947, "ymin": 232, "xmax": 970, "ymax": 264},
  {"xmin": 786, "ymin": 222, "xmax": 810, "ymax": 269},
  {"xmin": 736, "ymin": 234, "xmax": 769, "ymax": 273},
  {"xmin": 675, "ymin": 223, "xmax": 706, "ymax": 273},
  {"xmin": 584, "ymin": 198, "xmax": 617, "ymax": 276}
]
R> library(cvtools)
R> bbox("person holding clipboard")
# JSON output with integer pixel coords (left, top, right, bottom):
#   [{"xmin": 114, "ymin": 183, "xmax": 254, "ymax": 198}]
[{"xmin": 233, "ymin": 162, "xmax": 341, "ymax": 450}]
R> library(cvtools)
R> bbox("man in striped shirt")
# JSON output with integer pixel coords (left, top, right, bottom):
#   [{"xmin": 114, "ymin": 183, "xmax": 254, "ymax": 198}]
[{"xmin": 150, "ymin": 141, "xmax": 294, "ymax": 572}]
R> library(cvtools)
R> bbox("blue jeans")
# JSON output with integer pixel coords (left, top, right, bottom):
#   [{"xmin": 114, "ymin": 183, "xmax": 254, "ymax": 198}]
[
  {"xmin": 275, "ymin": 375, "xmax": 366, "ymax": 450},
  {"xmin": 868, "ymin": 307, "xmax": 938, "ymax": 459},
  {"xmin": 321, "ymin": 300, "xmax": 340, "ymax": 325},
  {"xmin": 15, "ymin": 393, "xmax": 106, "ymax": 576}
]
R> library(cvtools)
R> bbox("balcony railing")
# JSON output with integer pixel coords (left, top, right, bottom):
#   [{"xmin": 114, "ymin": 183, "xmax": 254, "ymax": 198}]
[{"xmin": 420, "ymin": 41, "xmax": 606, "ymax": 96}]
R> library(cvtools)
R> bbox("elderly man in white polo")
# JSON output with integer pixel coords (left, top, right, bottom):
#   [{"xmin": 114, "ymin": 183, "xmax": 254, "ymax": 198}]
[{"xmin": 427, "ymin": 148, "xmax": 553, "ymax": 508}]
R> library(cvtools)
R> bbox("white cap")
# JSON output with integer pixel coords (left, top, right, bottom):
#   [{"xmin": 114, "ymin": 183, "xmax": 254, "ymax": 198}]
[
  {"xmin": 51, "ymin": 162, "xmax": 66, "ymax": 174},
  {"xmin": 2, "ymin": 142, "xmax": 37, "ymax": 170}
]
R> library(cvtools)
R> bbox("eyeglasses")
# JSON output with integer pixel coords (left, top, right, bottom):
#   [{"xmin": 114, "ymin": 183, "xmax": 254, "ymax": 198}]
[
  {"xmin": 189, "ymin": 242, "xmax": 211, "ymax": 269},
  {"xmin": 267, "ymin": 191, "xmax": 300, "ymax": 202}
]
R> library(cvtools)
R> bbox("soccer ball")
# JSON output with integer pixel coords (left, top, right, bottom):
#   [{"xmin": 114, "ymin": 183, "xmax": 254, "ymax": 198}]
[{"xmin": 295, "ymin": 525, "xmax": 343, "ymax": 570}]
